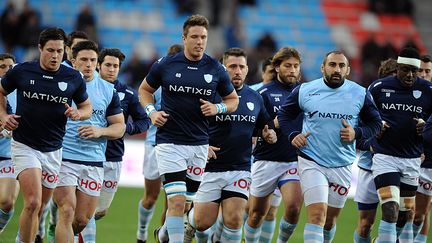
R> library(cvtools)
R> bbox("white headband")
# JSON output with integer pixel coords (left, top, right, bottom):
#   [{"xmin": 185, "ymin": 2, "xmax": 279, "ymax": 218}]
[{"xmin": 397, "ymin": 56, "xmax": 421, "ymax": 68}]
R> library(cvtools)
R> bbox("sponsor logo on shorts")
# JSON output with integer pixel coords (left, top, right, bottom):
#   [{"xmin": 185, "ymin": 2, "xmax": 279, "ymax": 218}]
[
  {"xmin": 419, "ymin": 179, "xmax": 432, "ymax": 191},
  {"xmin": 0, "ymin": 166, "xmax": 14, "ymax": 174},
  {"xmin": 80, "ymin": 179, "xmax": 102, "ymax": 191},
  {"xmin": 233, "ymin": 179, "xmax": 250, "ymax": 190},
  {"xmin": 103, "ymin": 180, "xmax": 118, "ymax": 189},
  {"xmin": 42, "ymin": 171, "xmax": 58, "ymax": 183},
  {"xmin": 187, "ymin": 166, "xmax": 205, "ymax": 176},
  {"xmin": 329, "ymin": 183, "xmax": 349, "ymax": 196},
  {"xmin": 286, "ymin": 168, "xmax": 298, "ymax": 175}
]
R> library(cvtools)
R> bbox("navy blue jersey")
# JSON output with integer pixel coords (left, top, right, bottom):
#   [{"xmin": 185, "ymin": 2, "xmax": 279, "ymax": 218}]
[
  {"xmin": 206, "ymin": 85, "xmax": 271, "ymax": 172},
  {"xmin": 146, "ymin": 52, "xmax": 234, "ymax": 145},
  {"xmin": 1, "ymin": 61, "xmax": 88, "ymax": 152},
  {"xmin": 369, "ymin": 76, "xmax": 432, "ymax": 158},
  {"xmin": 422, "ymin": 116, "xmax": 432, "ymax": 168},
  {"xmin": 105, "ymin": 80, "xmax": 150, "ymax": 162},
  {"xmin": 253, "ymin": 80, "xmax": 302, "ymax": 162}
]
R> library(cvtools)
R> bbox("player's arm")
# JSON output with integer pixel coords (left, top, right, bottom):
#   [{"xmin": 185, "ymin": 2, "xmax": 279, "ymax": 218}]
[
  {"xmin": 277, "ymin": 86, "xmax": 303, "ymax": 138},
  {"xmin": 126, "ymin": 89, "xmax": 150, "ymax": 135},
  {"xmin": 0, "ymin": 83, "xmax": 20, "ymax": 131},
  {"xmin": 200, "ymin": 90, "xmax": 239, "ymax": 116},
  {"xmin": 355, "ymin": 91, "xmax": 382, "ymax": 140},
  {"xmin": 221, "ymin": 90, "xmax": 239, "ymax": 113},
  {"xmin": 75, "ymin": 98, "xmax": 92, "ymax": 120},
  {"xmin": 139, "ymin": 78, "xmax": 168, "ymax": 127}
]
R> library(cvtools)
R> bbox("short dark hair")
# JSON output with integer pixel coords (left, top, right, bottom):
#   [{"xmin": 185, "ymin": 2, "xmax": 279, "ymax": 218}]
[
  {"xmin": 167, "ymin": 44, "xmax": 184, "ymax": 55},
  {"xmin": 322, "ymin": 50, "xmax": 349, "ymax": 66},
  {"xmin": 39, "ymin": 27, "xmax": 67, "ymax": 48},
  {"xmin": 183, "ymin": 15, "xmax": 209, "ymax": 37},
  {"xmin": 262, "ymin": 57, "xmax": 273, "ymax": 72},
  {"xmin": 72, "ymin": 40, "xmax": 98, "ymax": 59},
  {"xmin": 222, "ymin": 47, "xmax": 247, "ymax": 65},
  {"xmin": 421, "ymin": 54, "xmax": 432, "ymax": 63},
  {"xmin": 272, "ymin": 47, "xmax": 301, "ymax": 68},
  {"xmin": 66, "ymin": 30, "xmax": 89, "ymax": 47},
  {"xmin": 98, "ymin": 48, "xmax": 126, "ymax": 66},
  {"xmin": 378, "ymin": 58, "xmax": 397, "ymax": 78},
  {"xmin": 0, "ymin": 53, "xmax": 16, "ymax": 63}
]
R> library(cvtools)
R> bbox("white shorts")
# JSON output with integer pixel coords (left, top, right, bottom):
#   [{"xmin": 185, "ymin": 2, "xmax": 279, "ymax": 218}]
[
  {"xmin": 372, "ymin": 153, "xmax": 421, "ymax": 186},
  {"xmin": 298, "ymin": 156, "xmax": 352, "ymax": 208},
  {"xmin": 156, "ymin": 143, "xmax": 208, "ymax": 181},
  {"xmin": 417, "ymin": 167, "xmax": 432, "ymax": 196},
  {"xmin": 0, "ymin": 159, "xmax": 16, "ymax": 179},
  {"xmin": 143, "ymin": 143, "xmax": 160, "ymax": 180},
  {"xmin": 354, "ymin": 168, "xmax": 379, "ymax": 205},
  {"xmin": 12, "ymin": 140, "xmax": 62, "ymax": 189},
  {"xmin": 250, "ymin": 160, "xmax": 299, "ymax": 197},
  {"xmin": 195, "ymin": 170, "xmax": 251, "ymax": 203},
  {"xmin": 57, "ymin": 161, "xmax": 104, "ymax": 197},
  {"xmin": 102, "ymin": 161, "xmax": 122, "ymax": 193}
]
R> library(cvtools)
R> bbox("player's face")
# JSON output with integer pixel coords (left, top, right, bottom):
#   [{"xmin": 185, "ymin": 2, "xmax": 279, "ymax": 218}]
[
  {"xmin": 182, "ymin": 26, "xmax": 207, "ymax": 61},
  {"xmin": 99, "ymin": 55, "xmax": 120, "ymax": 82},
  {"xmin": 0, "ymin": 58, "xmax": 15, "ymax": 77},
  {"xmin": 418, "ymin": 61, "xmax": 432, "ymax": 81},
  {"xmin": 39, "ymin": 40, "xmax": 64, "ymax": 72},
  {"xmin": 72, "ymin": 49, "xmax": 98, "ymax": 81},
  {"xmin": 262, "ymin": 64, "xmax": 274, "ymax": 83},
  {"xmin": 225, "ymin": 55, "xmax": 248, "ymax": 89},
  {"xmin": 66, "ymin": 37, "xmax": 87, "ymax": 61},
  {"xmin": 397, "ymin": 63, "xmax": 418, "ymax": 88},
  {"xmin": 276, "ymin": 57, "xmax": 301, "ymax": 85},
  {"xmin": 321, "ymin": 53, "xmax": 350, "ymax": 86}
]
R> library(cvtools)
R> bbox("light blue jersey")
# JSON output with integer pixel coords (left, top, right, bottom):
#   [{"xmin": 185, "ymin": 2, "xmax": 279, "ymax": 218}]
[
  {"xmin": 144, "ymin": 88, "xmax": 161, "ymax": 145},
  {"xmin": 357, "ymin": 150, "xmax": 373, "ymax": 171},
  {"xmin": 62, "ymin": 76, "xmax": 121, "ymax": 164},
  {"xmin": 278, "ymin": 78, "xmax": 382, "ymax": 168},
  {"xmin": 0, "ymin": 99, "xmax": 15, "ymax": 159}
]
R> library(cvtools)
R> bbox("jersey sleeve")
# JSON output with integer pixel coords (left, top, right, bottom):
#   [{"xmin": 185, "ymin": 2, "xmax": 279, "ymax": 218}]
[
  {"xmin": 423, "ymin": 115, "xmax": 432, "ymax": 144},
  {"xmin": 145, "ymin": 58, "xmax": 164, "ymax": 90},
  {"xmin": 106, "ymin": 89, "xmax": 123, "ymax": 117},
  {"xmin": 216, "ymin": 66, "xmax": 235, "ymax": 97},
  {"xmin": 354, "ymin": 90, "xmax": 382, "ymax": 139},
  {"xmin": 72, "ymin": 76, "xmax": 89, "ymax": 105},
  {"xmin": 277, "ymin": 85, "xmax": 302, "ymax": 137},
  {"xmin": 255, "ymin": 94, "xmax": 271, "ymax": 130},
  {"xmin": 125, "ymin": 89, "xmax": 150, "ymax": 135},
  {"xmin": 0, "ymin": 66, "xmax": 19, "ymax": 94}
]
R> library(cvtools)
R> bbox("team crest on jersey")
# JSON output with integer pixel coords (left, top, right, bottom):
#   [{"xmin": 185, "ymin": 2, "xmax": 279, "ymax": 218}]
[
  {"xmin": 58, "ymin": 82, "xmax": 67, "ymax": 91},
  {"xmin": 204, "ymin": 74, "xmax": 213, "ymax": 83},
  {"xmin": 246, "ymin": 102, "xmax": 254, "ymax": 111},
  {"xmin": 413, "ymin": 90, "xmax": 422, "ymax": 99},
  {"xmin": 118, "ymin": 92, "xmax": 125, "ymax": 101}
]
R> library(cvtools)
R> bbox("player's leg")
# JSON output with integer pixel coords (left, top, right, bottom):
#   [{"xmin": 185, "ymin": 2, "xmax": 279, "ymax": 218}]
[
  {"xmin": 137, "ymin": 143, "xmax": 161, "ymax": 243},
  {"xmin": 53, "ymin": 185, "xmax": 76, "ymax": 243},
  {"xmin": 354, "ymin": 168, "xmax": 379, "ymax": 243},
  {"xmin": 0, "ymin": 159, "xmax": 19, "ymax": 233},
  {"xmin": 413, "ymin": 168, "xmax": 432, "ymax": 242},
  {"xmin": 258, "ymin": 191, "xmax": 281, "ymax": 243},
  {"xmin": 277, "ymin": 162, "xmax": 302, "ymax": 242}
]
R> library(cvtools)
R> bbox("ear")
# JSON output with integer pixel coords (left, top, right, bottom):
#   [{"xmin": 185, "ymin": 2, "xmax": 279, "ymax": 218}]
[
  {"xmin": 346, "ymin": 66, "xmax": 351, "ymax": 76},
  {"xmin": 38, "ymin": 44, "xmax": 42, "ymax": 52},
  {"xmin": 320, "ymin": 64, "xmax": 324, "ymax": 73},
  {"xmin": 71, "ymin": 58, "xmax": 76, "ymax": 68}
]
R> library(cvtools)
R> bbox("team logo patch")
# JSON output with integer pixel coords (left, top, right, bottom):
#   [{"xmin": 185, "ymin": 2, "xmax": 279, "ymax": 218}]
[
  {"xmin": 204, "ymin": 74, "xmax": 213, "ymax": 83},
  {"xmin": 118, "ymin": 92, "xmax": 125, "ymax": 101},
  {"xmin": 246, "ymin": 102, "xmax": 254, "ymax": 111},
  {"xmin": 413, "ymin": 90, "xmax": 422, "ymax": 99},
  {"xmin": 58, "ymin": 82, "xmax": 67, "ymax": 91}
]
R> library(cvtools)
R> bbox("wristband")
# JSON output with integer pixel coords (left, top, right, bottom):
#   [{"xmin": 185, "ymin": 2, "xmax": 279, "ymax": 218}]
[
  {"xmin": 144, "ymin": 104, "xmax": 156, "ymax": 117},
  {"xmin": 215, "ymin": 103, "xmax": 227, "ymax": 114}
]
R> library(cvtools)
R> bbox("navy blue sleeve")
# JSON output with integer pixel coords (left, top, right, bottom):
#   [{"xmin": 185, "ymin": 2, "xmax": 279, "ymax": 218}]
[
  {"xmin": 125, "ymin": 90, "xmax": 150, "ymax": 135},
  {"xmin": 255, "ymin": 95, "xmax": 271, "ymax": 130},
  {"xmin": 145, "ymin": 59, "xmax": 163, "ymax": 90},
  {"xmin": 277, "ymin": 85, "xmax": 302, "ymax": 137},
  {"xmin": 423, "ymin": 115, "xmax": 432, "ymax": 144},
  {"xmin": 1, "ymin": 66, "xmax": 18, "ymax": 94},
  {"xmin": 6, "ymin": 100, "xmax": 12, "ymax": 114},
  {"xmin": 216, "ymin": 65, "xmax": 235, "ymax": 97},
  {"xmin": 106, "ymin": 90, "xmax": 123, "ymax": 117},
  {"xmin": 72, "ymin": 75, "xmax": 89, "ymax": 105},
  {"xmin": 355, "ymin": 91, "xmax": 382, "ymax": 140}
]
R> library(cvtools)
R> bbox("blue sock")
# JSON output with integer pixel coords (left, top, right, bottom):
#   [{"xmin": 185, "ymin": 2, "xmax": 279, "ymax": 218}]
[
  {"xmin": 195, "ymin": 229, "xmax": 209, "ymax": 243},
  {"xmin": 0, "ymin": 208, "xmax": 14, "ymax": 232},
  {"xmin": 166, "ymin": 216, "xmax": 184, "ymax": 243},
  {"xmin": 323, "ymin": 225, "xmax": 336, "ymax": 243},
  {"xmin": 137, "ymin": 200, "xmax": 155, "ymax": 241},
  {"xmin": 399, "ymin": 222, "xmax": 413, "ymax": 243},
  {"xmin": 259, "ymin": 219, "xmax": 276, "ymax": 242},
  {"xmin": 220, "ymin": 225, "xmax": 242, "ymax": 243},
  {"xmin": 244, "ymin": 222, "xmax": 261, "ymax": 243},
  {"xmin": 81, "ymin": 216, "xmax": 96, "ymax": 243},
  {"xmin": 277, "ymin": 218, "xmax": 296, "ymax": 243},
  {"xmin": 412, "ymin": 223, "xmax": 422, "ymax": 238},
  {"xmin": 353, "ymin": 230, "xmax": 371, "ymax": 243},
  {"xmin": 414, "ymin": 233, "xmax": 427, "ymax": 243},
  {"xmin": 377, "ymin": 220, "xmax": 396, "ymax": 243},
  {"xmin": 304, "ymin": 223, "xmax": 323, "ymax": 243}
]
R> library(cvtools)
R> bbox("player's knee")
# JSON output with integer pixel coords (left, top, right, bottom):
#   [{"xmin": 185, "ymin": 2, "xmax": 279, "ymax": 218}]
[
  {"xmin": 0, "ymin": 197, "xmax": 15, "ymax": 212},
  {"xmin": 308, "ymin": 209, "xmax": 326, "ymax": 226},
  {"xmin": 248, "ymin": 208, "xmax": 266, "ymax": 227},
  {"xmin": 284, "ymin": 204, "xmax": 301, "ymax": 223},
  {"xmin": 265, "ymin": 207, "xmax": 277, "ymax": 221},
  {"xmin": 195, "ymin": 217, "xmax": 212, "ymax": 232},
  {"xmin": 24, "ymin": 197, "xmax": 41, "ymax": 214},
  {"xmin": 73, "ymin": 216, "xmax": 90, "ymax": 233},
  {"xmin": 223, "ymin": 213, "xmax": 243, "ymax": 229},
  {"xmin": 358, "ymin": 217, "xmax": 374, "ymax": 235},
  {"xmin": 94, "ymin": 210, "xmax": 107, "ymax": 220},
  {"xmin": 142, "ymin": 196, "xmax": 158, "ymax": 208},
  {"xmin": 381, "ymin": 201, "xmax": 399, "ymax": 222}
]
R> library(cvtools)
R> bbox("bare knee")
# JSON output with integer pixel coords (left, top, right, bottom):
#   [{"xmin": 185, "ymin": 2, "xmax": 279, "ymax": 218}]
[
  {"xmin": 142, "ymin": 194, "xmax": 158, "ymax": 209},
  {"xmin": 381, "ymin": 202, "xmax": 399, "ymax": 223},
  {"xmin": 58, "ymin": 204, "xmax": 75, "ymax": 223},
  {"xmin": 0, "ymin": 198, "xmax": 15, "ymax": 212},
  {"xmin": 168, "ymin": 196, "xmax": 186, "ymax": 215},
  {"xmin": 73, "ymin": 216, "xmax": 90, "ymax": 234},
  {"xmin": 23, "ymin": 197, "xmax": 41, "ymax": 215},
  {"xmin": 224, "ymin": 213, "xmax": 243, "ymax": 229},
  {"xmin": 284, "ymin": 204, "xmax": 301, "ymax": 223},
  {"xmin": 358, "ymin": 218, "xmax": 374, "ymax": 236},
  {"xmin": 264, "ymin": 206, "xmax": 278, "ymax": 221},
  {"xmin": 248, "ymin": 208, "xmax": 267, "ymax": 227}
]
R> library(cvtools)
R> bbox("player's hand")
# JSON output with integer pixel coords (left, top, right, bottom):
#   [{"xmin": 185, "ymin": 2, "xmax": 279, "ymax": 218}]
[
  {"xmin": 208, "ymin": 146, "xmax": 220, "ymax": 160},
  {"xmin": 200, "ymin": 99, "xmax": 217, "ymax": 116},
  {"xmin": 78, "ymin": 125, "xmax": 102, "ymax": 139},
  {"xmin": 0, "ymin": 114, "xmax": 20, "ymax": 131},
  {"xmin": 292, "ymin": 131, "xmax": 311, "ymax": 148},
  {"xmin": 0, "ymin": 128, "xmax": 12, "ymax": 138},
  {"xmin": 340, "ymin": 119, "xmax": 355, "ymax": 142},
  {"xmin": 262, "ymin": 125, "xmax": 277, "ymax": 144},
  {"xmin": 376, "ymin": 121, "xmax": 390, "ymax": 140},
  {"xmin": 150, "ymin": 111, "xmax": 169, "ymax": 128},
  {"xmin": 414, "ymin": 118, "xmax": 425, "ymax": 136},
  {"xmin": 64, "ymin": 103, "xmax": 81, "ymax": 121}
]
